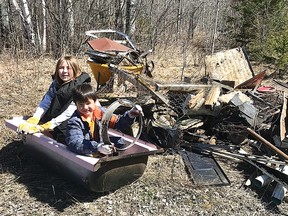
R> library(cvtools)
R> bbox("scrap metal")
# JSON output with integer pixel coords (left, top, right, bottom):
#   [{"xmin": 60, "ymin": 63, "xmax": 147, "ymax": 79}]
[
  {"xmin": 83, "ymin": 38, "xmax": 288, "ymax": 203},
  {"xmin": 247, "ymin": 128, "xmax": 288, "ymax": 161},
  {"xmin": 188, "ymin": 143, "xmax": 288, "ymax": 190},
  {"xmin": 101, "ymin": 99, "xmax": 144, "ymax": 151}
]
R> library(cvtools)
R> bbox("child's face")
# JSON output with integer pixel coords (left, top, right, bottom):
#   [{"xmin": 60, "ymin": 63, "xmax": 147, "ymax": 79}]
[
  {"xmin": 58, "ymin": 60, "xmax": 74, "ymax": 83},
  {"xmin": 76, "ymin": 98, "xmax": 96, "ymax": 118}
]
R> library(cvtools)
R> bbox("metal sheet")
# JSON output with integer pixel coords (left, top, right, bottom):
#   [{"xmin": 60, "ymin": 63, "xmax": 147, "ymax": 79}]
[
  {"xmin": 88, "ymin": 37, "xmax": 131, "ymax": 52},
  {"xmin": 179, "ymin": 150, "xmax": 230, "ymax": 186}
]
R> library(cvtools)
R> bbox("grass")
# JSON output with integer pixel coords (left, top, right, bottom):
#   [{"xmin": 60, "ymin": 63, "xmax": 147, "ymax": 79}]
[{"xmin": 0, "ymin": 49, "xmax": 287, "ymax": 215}]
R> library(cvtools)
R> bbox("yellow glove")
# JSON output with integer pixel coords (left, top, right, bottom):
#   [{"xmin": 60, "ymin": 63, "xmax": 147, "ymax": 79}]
[
  {"xmin": 39, "ymin": 121, "xmax": 52, "ymax": 131},
  {"xmin": 18, "ymin": 122, "xmax": 41, "ymax": 134},
  {"xmin": 18, "ymin": 117, "xmax": 41, "ymax": 134},
  {"xmin": 26, "ymin": 117, "xmax": 40, "ymax": 125}
]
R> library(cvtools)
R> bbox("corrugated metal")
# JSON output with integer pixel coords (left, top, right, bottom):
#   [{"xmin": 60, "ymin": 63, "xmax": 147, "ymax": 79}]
[{"xmin": 205, "ymin": 47, "xmax": 253, "ymax": 87}]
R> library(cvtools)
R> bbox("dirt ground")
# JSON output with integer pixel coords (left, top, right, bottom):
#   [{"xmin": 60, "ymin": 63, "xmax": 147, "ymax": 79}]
[{"xmin": 0, "ymin": 48, "xmax": 288, "ymax": 216}]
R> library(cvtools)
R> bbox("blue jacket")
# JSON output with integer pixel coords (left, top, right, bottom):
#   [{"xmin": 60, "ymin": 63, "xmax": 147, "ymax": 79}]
[{"xmin": 65, "ymin": 105, "xmax": 134, "ymax": 155}]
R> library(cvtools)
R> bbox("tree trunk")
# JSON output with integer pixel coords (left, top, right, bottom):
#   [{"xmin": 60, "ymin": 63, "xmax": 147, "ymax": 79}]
[
  {"xmin": 67, "ymin": 0, "xmax": 74, "ymax": 37},
  {"xmin": 211, "ymin": 0, "xmax": 219, "ymax": 55},
  {"xmin": 176, "ymin": 0, "xmax": 182, "ymax": 38},
  {"xmin": 125, "ymin": 0, "xmax": 131, "ymax": 34},
  {"xmin": 41, "ymin": 0, "xmax": 46, "ymax": 52},
  {"xmin": 114, "ymin": 0, "xmax": 124, "ymax": 32},
  {"xmin": 21, "ymin": 0, "xmax": 35, "ymax": 46},
  {"xmin": 0, "ymin": 2, "xmax": 9, "ymax": 42}
]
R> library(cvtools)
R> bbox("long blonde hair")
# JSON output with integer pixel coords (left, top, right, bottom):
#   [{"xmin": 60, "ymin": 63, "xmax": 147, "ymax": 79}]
[{"xmin": 54, "ymin": 56, "xmax": 82, "ymax": 84}]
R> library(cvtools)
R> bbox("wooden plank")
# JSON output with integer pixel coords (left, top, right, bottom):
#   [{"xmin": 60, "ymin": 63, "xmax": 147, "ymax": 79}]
[
  {"xmin": 155, "ymin": 83, "xmax": 212, "ymax": 91},
  {"xmin": 188, "ymin": 89, "xmax": 205, "ymax": 110},
  {"xmin": 205, "ymin": 47, "xmax": 253, "ymax": 86},
  {"xmin": 280, "ymin": 92, "xmax": 287, "ymax": 142},
  {"xmin": 204, "ymin": 85, "xmax": 221, "ymax": 109},
  {"xmin": 278, "ymin": 92, "xmax": 288, "ymax": 148}
]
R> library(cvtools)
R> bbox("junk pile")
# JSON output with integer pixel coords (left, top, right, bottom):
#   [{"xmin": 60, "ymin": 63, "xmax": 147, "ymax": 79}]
[
  {"xmin": 83, "ymin": 32, "xmax": 288, "ymax": 205},
  {"xmin": 149, "ymin": 47, "xmax": 288, "ymax": 205},
  {"xmin": 84, "ymin": 29, "xmax": 154, "ymax": 95}
]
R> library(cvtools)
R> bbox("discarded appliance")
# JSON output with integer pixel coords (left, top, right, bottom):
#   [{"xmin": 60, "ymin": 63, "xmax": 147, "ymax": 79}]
[
  {"xmin": 84, "ymin": 29, "xmax": 154, "ymax": 91},
  {"xmin": 5, "ymin": 116, "xmax": 163, "ymax": 192}
]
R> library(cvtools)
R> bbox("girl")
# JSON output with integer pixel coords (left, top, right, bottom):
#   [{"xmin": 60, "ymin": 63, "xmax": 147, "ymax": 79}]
[{"xmin": 18, "ymin": 55, "xmax": 91, "ymax": 143}]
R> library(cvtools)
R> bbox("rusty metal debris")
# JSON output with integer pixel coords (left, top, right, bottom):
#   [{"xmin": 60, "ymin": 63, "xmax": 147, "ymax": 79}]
[
  {"xmin": 83, "ymin": 37, "xmax": 288, "ymax": 205},
  {"xmin": 150, "ymin": 49, "xmax": 288, "ymax": 204}
]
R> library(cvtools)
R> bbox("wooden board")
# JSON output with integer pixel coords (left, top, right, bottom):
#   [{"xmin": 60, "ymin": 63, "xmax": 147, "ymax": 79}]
[{"xmin": 205, "ymin": 47, "xmax": 253, "ymax": 87}]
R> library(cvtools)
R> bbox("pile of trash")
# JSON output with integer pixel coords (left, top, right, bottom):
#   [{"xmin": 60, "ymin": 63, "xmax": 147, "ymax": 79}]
[
  {"xmin": 146, "ymin": 47, "xmax": 288, "ymax": 205},
  {"xmin": 83, "ymin": 32, "xmax": 288, "ymax": 205}
]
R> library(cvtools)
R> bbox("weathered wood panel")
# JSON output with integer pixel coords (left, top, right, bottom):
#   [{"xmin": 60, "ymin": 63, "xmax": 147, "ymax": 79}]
[{"xmin": 205, "ymin": 47, "xmax": 253, "ymax": 87}]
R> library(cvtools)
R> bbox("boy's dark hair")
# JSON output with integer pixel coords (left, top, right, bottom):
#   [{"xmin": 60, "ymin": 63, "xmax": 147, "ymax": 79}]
[{"xmin": 72, "ymin": 83, "xmax": 97, "ymax": 103}]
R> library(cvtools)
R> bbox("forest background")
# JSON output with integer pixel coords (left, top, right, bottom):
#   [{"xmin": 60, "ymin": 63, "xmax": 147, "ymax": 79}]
[
  {"xmin": 0, "ymin": 0, "xmax": 288, "ymax": 72},
  {"xmin": 1, "ymin": 0, "xmax": 288, "ymax": 215}
]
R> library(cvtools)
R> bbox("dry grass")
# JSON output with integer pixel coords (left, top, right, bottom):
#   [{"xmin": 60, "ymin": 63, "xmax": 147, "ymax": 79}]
[{"xmin": 0, "ymin": 48, "xmax": 287, "ymax": 215}]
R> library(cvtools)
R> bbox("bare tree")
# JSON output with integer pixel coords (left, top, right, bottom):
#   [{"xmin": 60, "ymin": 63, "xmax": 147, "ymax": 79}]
[
  {"xmin": 211, "ymin": 0, "xmax": 219, "ymax": 55},
  {"xmin": 41, "ymin": 0, "xmax": 46, "ymax": 52},
  {"xmin": 114, "ymin": 0, "xmax": 124, "ymax": 32},
  {"xmin": 11, "ymin": 0, "xmax": 35, "ymax": 46},
  {"xmin": 67, "ymin": 0, "xmax": 74, "ymax": 37},
  {"xmin": 35, "ymin": 0, "xmax": 46, "ymax": 52},
  {"xmin": 0, "ymin": 1, "xmax": 10, "ymax": 50},
  {"xmin": 1, "ymin": 0, "xmax": 240, "ymax": 57}
]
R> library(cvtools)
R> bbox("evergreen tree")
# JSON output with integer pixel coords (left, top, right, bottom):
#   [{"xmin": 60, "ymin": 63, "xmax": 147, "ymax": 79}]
[{"xmin": 229, "ymin": 0, "xmax": 288, "ymax": 70}]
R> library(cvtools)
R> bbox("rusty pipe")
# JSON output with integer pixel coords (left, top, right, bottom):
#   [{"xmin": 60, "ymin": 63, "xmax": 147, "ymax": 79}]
[{"xmin": 247, "ymin": 128, "xmax": 288, "ymax": 161}]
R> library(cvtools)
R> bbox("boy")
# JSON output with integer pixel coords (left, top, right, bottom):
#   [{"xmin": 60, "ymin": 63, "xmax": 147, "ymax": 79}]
[{"xmin": 65, "ymin": 83, "xmax": 141, "ymax": 156}]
